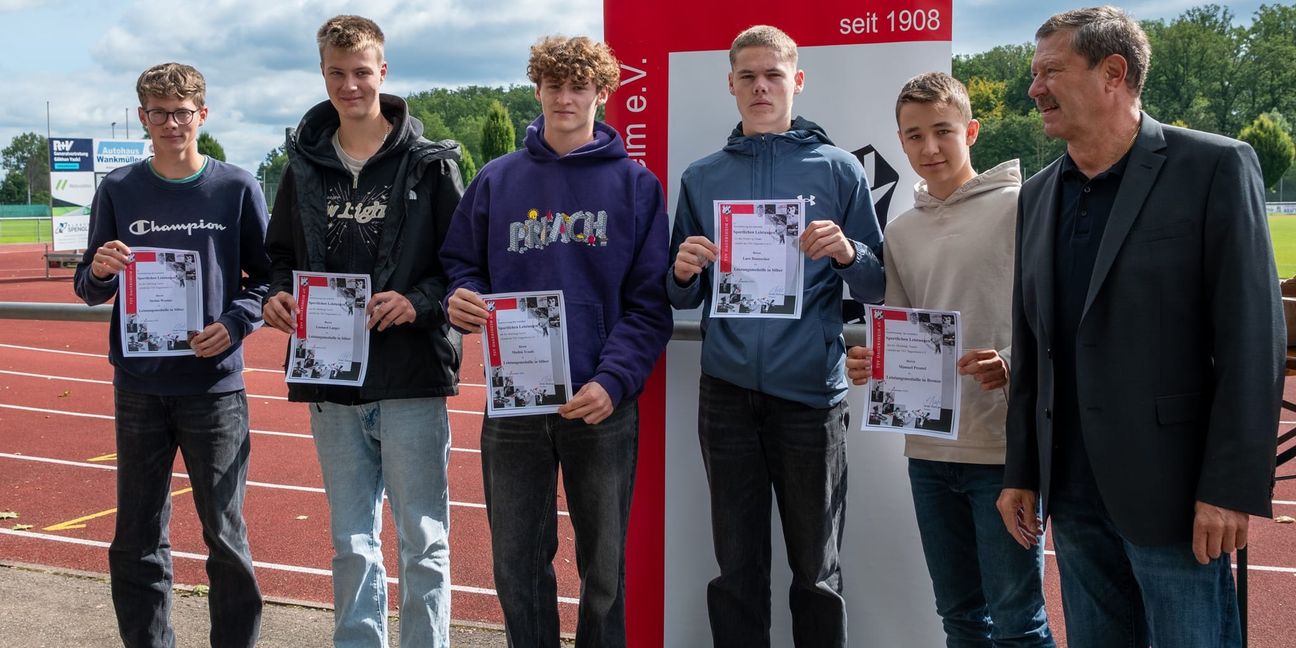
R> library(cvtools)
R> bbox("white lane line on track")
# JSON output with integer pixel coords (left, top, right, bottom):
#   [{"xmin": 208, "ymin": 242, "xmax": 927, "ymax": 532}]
[
  {"xmin": 0, "ymin": 402, "xmax": 482, "ymax": 453},
  {"xmin": 0, "ymin": 343, "xmax": 488, "ymax": 388},
  {"xmin": 1274, "ymin": 500, "xmax": 1296, "ymax": 506},
  {"xmin": 0, "ymin": 528, "xmax": 580, "ymax": 605},
  {"xmin": 1040, "ymin": 549, "xmax": 1295, "ymax": 573},
  {"xmin": 0, "ymin": 368, "xmax": 485, "ymax": 413},
  {"xmin": 0, "ymin": 452, "xmax": 539, "ymax": 513},
  {"xmin": 0, "ymin": 343, "xmax": 105, "ymax": 358}
]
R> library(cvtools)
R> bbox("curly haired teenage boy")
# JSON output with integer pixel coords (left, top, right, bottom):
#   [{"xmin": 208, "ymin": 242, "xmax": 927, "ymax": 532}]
[{"xmin": 441, "ymin": 35, "xmax": 672, "ymax": 648}]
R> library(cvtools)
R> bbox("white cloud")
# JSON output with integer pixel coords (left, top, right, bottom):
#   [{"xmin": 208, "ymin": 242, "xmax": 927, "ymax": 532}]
[
  {"xmin": 0, "ymin": 0, "xmax": 604, "ymax": 172},
  {"xmin": 1, "ymin": 0, "xmax": 1269, "ymax": 172}
]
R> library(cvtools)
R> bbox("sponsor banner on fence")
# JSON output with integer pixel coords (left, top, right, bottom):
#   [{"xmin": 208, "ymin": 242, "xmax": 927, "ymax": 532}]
[
  {"xmin": 94, "ymin": 139, "xmax": 153, "ymax": 172},
  {"xmin": 48, "ymin": 138, "xmax": 93, "ymax": 172},
  {"xmin": 51, "ymin": 208, "xmax": 90, "ymax": 251}
]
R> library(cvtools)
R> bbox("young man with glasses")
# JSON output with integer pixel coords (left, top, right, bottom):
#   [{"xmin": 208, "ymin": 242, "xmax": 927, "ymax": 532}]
[
  {"xmin": 74, "ymin": 62, "xmax": 270, "ymax": 647},
  {"xmin": 261, "ymin": 14, "xmax": 465, "ymax": 647}
]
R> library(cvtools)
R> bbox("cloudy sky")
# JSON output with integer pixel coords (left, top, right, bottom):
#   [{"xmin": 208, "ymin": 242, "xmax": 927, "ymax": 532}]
[{"xmin": 0, "ymin": 0, "xmax": 1270, "ymax": 173}]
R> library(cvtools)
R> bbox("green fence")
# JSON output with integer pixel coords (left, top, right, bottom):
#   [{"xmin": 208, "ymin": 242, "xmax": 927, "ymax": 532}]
[{"xmin": 0, "ymin": 205, "xmax": 51, "ymax": 244}]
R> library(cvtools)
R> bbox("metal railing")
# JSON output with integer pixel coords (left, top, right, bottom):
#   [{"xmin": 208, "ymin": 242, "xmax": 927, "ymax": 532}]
[
  {"xmin": 0, "ymin": 302, "xmax": 870, "ymax": 345},
  {"xmin": 0, "ymin": 302, "xmax": 111, "ymax": 321}
]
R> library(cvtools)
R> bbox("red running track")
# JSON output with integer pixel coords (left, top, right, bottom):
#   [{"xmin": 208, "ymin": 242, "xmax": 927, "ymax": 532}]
[
  {"xmin": 1, "ymin": 243, "xmax": 1294, "ymax": 645},
  {"xmin": 0, "ymin": 244, "xmax": 581, "ymax": 633}
]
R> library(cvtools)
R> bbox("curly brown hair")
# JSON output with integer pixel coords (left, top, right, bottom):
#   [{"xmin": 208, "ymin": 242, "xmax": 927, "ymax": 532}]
[
  {"xmin": 136, "ymin": 63, "xmax": 206, "ymax": 108},
  {"xmin": 527, "ymin": 36, "xmax": 621, "ymax": 92}
]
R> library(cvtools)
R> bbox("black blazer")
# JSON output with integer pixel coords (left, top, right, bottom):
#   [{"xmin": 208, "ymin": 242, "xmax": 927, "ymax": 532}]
[{"xmin": 1004, "ymin": 114, "xmax": 1284, "ymax": 546}]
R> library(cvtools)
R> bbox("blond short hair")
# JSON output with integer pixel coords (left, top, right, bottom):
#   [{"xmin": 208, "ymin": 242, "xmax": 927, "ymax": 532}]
[
  {"xmin": 729, "ymin": 25, "xmax": 798, "ymax": 67},
  {"xmin": 895, "ymin": 72, "xmax": 973, "ymax": 123},
  {"xmin": 317, "ymin": 15, "xmax": 385, "ymax": 61},
  {"xmin": 527, "ymin": 36, "xmax": 621, "ymax": 92},
  {"xmin": 136, "ymin": 63, "xmax": 206, "ymax": 108}
]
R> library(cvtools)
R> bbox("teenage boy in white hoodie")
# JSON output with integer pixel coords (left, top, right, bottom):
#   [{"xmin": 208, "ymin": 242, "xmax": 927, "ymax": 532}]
[{"xmin": 846, "ymin": 72, "xmax": 1054, "ymax": 646}]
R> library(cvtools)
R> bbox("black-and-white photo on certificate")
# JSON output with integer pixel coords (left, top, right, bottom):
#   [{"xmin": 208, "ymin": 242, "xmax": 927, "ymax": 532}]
[
  {"xmin": 861, "ymin": 305, "xmax": 961, "ymax": 440},
  {"xmin": 119, "ymin": 246, "xmax": 203, "ymax": 357},
  {"xmin": 482, "ymin": 290, "xmax": 573, "ymax": 417},
  {"xmin": 286, "ymin": 271, "xmax": 370, "ymax": 386}
]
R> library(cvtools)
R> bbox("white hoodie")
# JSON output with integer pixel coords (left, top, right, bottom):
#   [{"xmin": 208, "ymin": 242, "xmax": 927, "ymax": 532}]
[{"xmin": 883, "ymin": 159, "xmax": 1021, "ymax": 464}]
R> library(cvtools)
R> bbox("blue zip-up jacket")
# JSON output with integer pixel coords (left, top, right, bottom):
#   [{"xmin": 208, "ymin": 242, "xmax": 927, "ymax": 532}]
[
  {"xmin": 441, "ymin": 116, "xmax": 673, "ymax": 407},
  {"xmin": 667, "ymin": 117, "xmax": 884, "ymax": 408}
]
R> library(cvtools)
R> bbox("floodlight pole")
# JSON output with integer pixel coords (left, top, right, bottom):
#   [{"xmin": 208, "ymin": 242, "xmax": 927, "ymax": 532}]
[{"xmin": 125, "ymin": 108, "xmax": 130, "ymax": 139}]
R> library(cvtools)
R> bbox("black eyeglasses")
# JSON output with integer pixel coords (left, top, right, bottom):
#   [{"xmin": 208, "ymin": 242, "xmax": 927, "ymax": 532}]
[{"xmin": 144, "ymin": 109, "xmax": 197, "ymax": 125}]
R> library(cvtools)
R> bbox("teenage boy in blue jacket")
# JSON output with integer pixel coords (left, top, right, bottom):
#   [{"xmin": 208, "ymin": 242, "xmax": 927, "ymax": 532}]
[
  {"xmin": 74, "ymin": 62, "xmax": 268, "ymax": 647},
  {"xmin": 441, "ymin": 35, "xmax": 672, "ymax": 648},
  {"xmin": 667, "ymin": 25, "xmax": 884, "ymax": 648}
]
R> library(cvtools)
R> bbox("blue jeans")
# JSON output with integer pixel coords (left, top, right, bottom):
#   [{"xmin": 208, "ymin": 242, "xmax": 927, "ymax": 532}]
[
  {"xmin": 110, "ymin": 388, "xmax": 262, "ymax": 648},
  {"xmin": 481, "ymin": 401, "xmax": 639, "ymax": 648},
  {"xmin": 1049, "ymin": 467, "xmax": 1241, "ymax": 648},
  {"xmin": 311, "ymin": 398, "xmax": 452, "ymax": 648},
  {"xmin": 697, "ymin": 374, "xmax": 849, "ymax": 648},
  {"xmin": 908, "ymin": 459, "xmax": 1055, "ymax": 647}
]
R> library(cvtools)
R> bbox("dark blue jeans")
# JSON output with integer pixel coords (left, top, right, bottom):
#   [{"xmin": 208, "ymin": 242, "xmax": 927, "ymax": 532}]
[
  {"xmin": 908, "ymin": 459, "xmax": 1055, "ymax": 647},
  {"xmin": 481, "ymin": 401, "xmax": 639, "ymax": 648},
  {"xmin": 1049, "ymin": 466, "xmax": 1240, "ymax": 648},
  {"xmin": 697, "ymin": 374, "xmax": 849, "ymax": 648},
  {"xmin": 110, "ymin": 388, "xmax": 262, "ymax": 648}
]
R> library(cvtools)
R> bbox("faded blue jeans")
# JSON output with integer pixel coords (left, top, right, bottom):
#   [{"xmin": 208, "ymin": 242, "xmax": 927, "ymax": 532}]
[
  {"xmin": 481, "ymin": 401, "xmax": 639, "ymax": 648},
  {"xmin": 697, "ymin": 373, "xmax": 849, "ymax": 648},
  {"xmin": 908, "ymin": 458, "xmax": 1055, "ymax": 647},
  {"xmin": 1049, "ymin": 465, "xmax": 1241, "ymax": 648},
  {"xmin": 110, "ymin": 388, "xmax": 262, "ymax": 648},
  {"xmin": 311, "ymin": 398, "xmax": 452, "ymax": 648}
]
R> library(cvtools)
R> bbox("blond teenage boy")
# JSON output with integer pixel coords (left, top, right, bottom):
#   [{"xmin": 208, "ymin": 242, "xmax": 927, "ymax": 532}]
[
  {"xmin": 262, "ymin": 15, "xmax": 464, "ymax": 648},
  {"xmin": 668, "ymin": 26, "xmax": 885, "ymax": 648}
]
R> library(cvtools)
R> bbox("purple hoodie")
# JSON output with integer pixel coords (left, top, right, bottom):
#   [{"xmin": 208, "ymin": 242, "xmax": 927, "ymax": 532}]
[{"xmin": 440, "ymin": 116, "xmax": 673, "ymax": 406}]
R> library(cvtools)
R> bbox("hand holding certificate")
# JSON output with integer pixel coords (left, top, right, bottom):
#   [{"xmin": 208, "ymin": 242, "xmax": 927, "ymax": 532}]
[
  {"xmin": 861, "ymin": 305, "xmax": 962, "ymax": 439},
  {"xmin": 711, "ymin": 199, "xmax": 805, "ymax": 318},
  {"xmin": 287, "ymin": 271, "xmax": 370, "ymax": 386},
  {"xmin": 120, "ymin": 247, "xmax": 203, "ymax": 357},
  {"xmin": 482, "ymin": 291, "xmax": 573, "ymax": 418}
]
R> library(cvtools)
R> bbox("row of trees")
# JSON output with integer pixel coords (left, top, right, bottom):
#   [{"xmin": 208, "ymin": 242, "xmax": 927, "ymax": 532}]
[
  {"xmin": 255, "ymin": 90, "xmax": 530, "ymax": 193},
  {"xmin": 955, "ymin": 2, "xmax": 1296, "ymax": 194},
  {"xmin": 7, "ymin": 3, "xmax": 1296, "ymax": 205}
]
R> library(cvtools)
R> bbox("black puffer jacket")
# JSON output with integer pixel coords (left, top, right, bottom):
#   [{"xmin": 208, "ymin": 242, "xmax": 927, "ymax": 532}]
[{"xmin": 266, "ymin": 94, "xmax": 464, "ymax": 403}]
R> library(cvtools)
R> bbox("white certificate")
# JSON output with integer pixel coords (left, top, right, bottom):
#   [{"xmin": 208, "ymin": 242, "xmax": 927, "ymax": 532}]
[
  {"xmin": 482, "ymin": 290, "xmax": 573, "ymax": 418},
  {"xmin": 120, "ymin": 247, "xmax": 203, "ymax": 357},
  {"xmin": 286, "ymin": 271, "xmax": 370, "ymax": 386},
  {"xmin": 861, "ymin": 305, "xmax": 962, "ymax": 440},
  {"xmin": 710, "ymin": 199, "xmax": 805, "ymax": 319}
]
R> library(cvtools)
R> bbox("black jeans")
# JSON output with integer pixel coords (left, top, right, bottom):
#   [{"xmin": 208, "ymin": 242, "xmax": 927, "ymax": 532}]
[
  {"xmin": 110, "ymin": 388, "xmax": 262, "ymax": 648},
  {"xmin": 697, "ymin": 374, "xmax": 849, "ymax": 648},
  {"xmin": 481, "ymin": 401, "xmax": 639, "ymax": 648}
]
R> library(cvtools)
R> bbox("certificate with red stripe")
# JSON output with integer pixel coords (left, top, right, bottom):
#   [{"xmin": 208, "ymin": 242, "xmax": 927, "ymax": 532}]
[
  {"xmin": 710, "ymin": 199, "xmax": 805, "ymax": 319},
  {"xmin": 120, "ymin": 247, "xmax": 203, "ymax": 357},
  {"xmin": 862, "ymin": 305, "xmax": 961, "ymax": 439},
  {"xmin": 482, "ymin": 290, "xmax": 573, "ymax": 418},
  {"xmin": 286, "ymin": 271, "xmax": 370, "ymax": 386}
]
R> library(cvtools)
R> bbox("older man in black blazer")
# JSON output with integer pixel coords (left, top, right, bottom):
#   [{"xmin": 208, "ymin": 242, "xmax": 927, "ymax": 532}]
[{"xmin": 996, "ymin": 6, "xmax": 1284, "ymax": 648}]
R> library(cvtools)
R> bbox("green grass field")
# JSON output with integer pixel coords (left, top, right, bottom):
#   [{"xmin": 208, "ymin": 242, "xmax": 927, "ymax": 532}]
[
  {"xmin": 0, "ymin": 217, "xmax": 49, "ymax": 244},
  {"xmin": 1270, "ymin": 214, "xmax": 1296, "ymax": 279},
  {"xmin": 3, "ymin": 215, "xmax": 1296, "ymax": 275}
]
